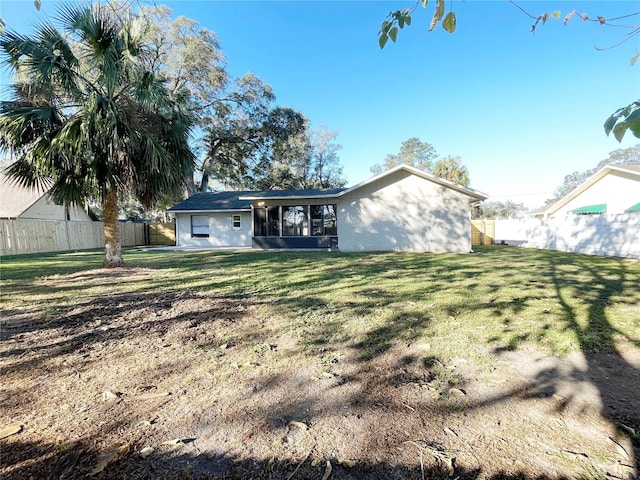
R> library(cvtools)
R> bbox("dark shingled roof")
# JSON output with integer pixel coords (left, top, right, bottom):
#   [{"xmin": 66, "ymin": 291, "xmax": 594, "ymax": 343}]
[
  {"xmin": 168, "ymin": 188, "xmax": 346, "ymax": 212},
  {"xmin": 240, "ymin": 188, "xmax": 346, "ymax": 199},
  {"xmin": 167, "ymin": 191, "xmax": 256, "ymax": 212}
]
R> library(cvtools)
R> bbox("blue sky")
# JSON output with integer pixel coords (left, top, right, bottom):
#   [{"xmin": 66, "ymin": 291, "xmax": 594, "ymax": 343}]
[{"xmin": 1, "ymin": 1, "xmax": 639, "ymax": 206}]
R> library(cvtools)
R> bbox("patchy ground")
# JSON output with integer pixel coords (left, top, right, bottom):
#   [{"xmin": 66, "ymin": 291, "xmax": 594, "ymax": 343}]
[{"xmin": 1, "ymin": 265, "xmax": 639, "ymax": 479}]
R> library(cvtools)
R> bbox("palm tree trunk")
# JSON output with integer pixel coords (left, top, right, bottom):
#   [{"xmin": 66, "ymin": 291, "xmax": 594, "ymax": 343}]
[{"xmin": 103, "ymin": 185, "xmax": 124, "ymax": 268}]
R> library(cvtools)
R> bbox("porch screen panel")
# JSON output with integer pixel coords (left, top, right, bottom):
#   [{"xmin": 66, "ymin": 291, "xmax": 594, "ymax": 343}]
[
  {"xmin": 267, "ymin": 206, "xmax": 280, "ymax": 236},
  {"xmin": 283, "ymin": 206, "xmax": 308, "ymax": 236},
  {"xmin": 254, "ymin": 207, "xmax": 267, "ymax": 236},
  {"xmin": 311, "ymin": 205, "xmax": 337, "ymax": 236}
]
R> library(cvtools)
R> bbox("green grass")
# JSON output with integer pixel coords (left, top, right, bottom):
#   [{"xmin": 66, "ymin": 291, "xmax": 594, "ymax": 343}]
[{"xmin": 2, "ymin": 246, "xmax": 639, "ymax": 360}]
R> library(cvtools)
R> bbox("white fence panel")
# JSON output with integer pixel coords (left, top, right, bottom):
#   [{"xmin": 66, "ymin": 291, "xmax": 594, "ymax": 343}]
[{"xmin": 494, "ymin": 214, "xmax": 640, "ymax": 259}]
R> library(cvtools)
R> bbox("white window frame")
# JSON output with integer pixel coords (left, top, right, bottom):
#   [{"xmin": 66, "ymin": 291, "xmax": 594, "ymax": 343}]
[{"xmin": 191, "ymin": 215, "xmax": 210, "ymax": 237}]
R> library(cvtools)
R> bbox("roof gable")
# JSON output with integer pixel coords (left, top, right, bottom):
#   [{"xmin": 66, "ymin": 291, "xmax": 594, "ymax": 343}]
[
  {"xmin": 0, "ymin": 175, "xmax": 51, "ymax": 218},
  {"xmin": 542, "ymin": 163, "xmax": 640, "ymax": 216},
  {"xmin": 342, "ymin": 164, "xmax": 487, "ymax": 201}
]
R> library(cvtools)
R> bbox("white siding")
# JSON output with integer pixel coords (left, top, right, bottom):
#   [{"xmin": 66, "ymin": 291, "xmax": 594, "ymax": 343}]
[
  {"xmin": 20, "ymin": 194, "xmax": 93, "ymax": 221},
  {"xmin": 175, "ymin": 212, "xmax": 252, "ymax": 248},
  {"xmin": 337, "ymin": 169, "xmax": 473, "ymax": 253},
  {"xmin": 553, "ymin": 171, "xmax": 639, "ymax": 216}
]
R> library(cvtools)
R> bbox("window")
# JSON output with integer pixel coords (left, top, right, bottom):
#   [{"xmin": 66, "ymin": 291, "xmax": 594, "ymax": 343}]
[
  {"xmin": 311, "ymin": 205, "xmax": 337, "ymax": 236},
  {"xmin": 191, "ymin": 215, "xmax": 209, "ymax": 237},
  {"xmin": 232, "ymin": 214, "xmax": 241, "ymax": 229}
]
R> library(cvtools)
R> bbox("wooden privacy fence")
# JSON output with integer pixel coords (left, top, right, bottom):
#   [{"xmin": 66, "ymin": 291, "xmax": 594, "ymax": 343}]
[
  {"xmin": 0, "ymin": 220, "xmax": 175, "ymax": 256},
  {"xmin": 471, "ymin": 220, "xmax": 495, "ymax": 246},
  {"xmin": 145, "ymin": 222, "xmax": 176, "ymax": 245}
]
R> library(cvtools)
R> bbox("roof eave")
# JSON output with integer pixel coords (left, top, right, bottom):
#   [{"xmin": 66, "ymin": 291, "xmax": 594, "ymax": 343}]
[
  {"xmin": 168, "ymin": 208, "xmax": 252, "ymax": 213},
  {"xmin": 337, "ymin": 164, "xmax": 488, "ymax": 201}
]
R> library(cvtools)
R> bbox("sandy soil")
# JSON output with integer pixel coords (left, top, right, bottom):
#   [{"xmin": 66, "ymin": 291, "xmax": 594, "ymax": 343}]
[{"xmin": 1, "ymin": 267, "xmax": 638, "ymax": 479}]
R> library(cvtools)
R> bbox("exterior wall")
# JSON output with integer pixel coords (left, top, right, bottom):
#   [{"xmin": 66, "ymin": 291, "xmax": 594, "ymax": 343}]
[
  {"xmin": 337, "ymin": 169, "xmax": 473, "ymax": 253},
  {"xmin": 20, "ymin": 194, "xmax": 93, "ymax": 221},
  {"xmin": 552, "ymin": 171, "xmax": 639, "ymax": 216},
  {"xmin": 493, "ymin": 214, "xmax": 640, "ymax": 259},
  {"xmin": 175, "ymin": 211, "xmax": 252, "ymax": 248}
]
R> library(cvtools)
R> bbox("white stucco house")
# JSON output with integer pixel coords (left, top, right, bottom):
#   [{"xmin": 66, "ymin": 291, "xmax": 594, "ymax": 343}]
[
  {"xmin": 536, "ymin": 163, "xmax": 640, "ymax": 218},
  {"xmin": 0, "ymin": 174, "xmax": 93, "ymax": 221},
  {"xmin": 168, "ymin": 165, "xmax": 487, "ymax": 253}
]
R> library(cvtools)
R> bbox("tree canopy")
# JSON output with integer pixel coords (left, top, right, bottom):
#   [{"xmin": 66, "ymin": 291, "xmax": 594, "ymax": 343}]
[
  {"xmin": 0, "ymin": 3, "xmax": 194, "ymax": 267},
  {"xmin": 370, "ymin": 137, "xmax": 437, "ymax": 175},
  {"xmin": 372, "ymin": 138, "xmax": 470, "ymax": 186},
  {"xmin": 545, "ymin": 144, "xmax": 640, "ymax": 205},
  {"xmin": 473, "ymin": 200, "xmax": 528, "ymax": 219}
]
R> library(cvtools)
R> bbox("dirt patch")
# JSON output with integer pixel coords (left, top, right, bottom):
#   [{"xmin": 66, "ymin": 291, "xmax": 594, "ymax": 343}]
[{"xmin": 1, "ymin": 267, "xmax": 638, "ymax": 479}]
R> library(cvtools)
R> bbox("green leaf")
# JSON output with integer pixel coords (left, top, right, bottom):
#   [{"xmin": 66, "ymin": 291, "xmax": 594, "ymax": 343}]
[
  {"xmin": 551, "ymin": 11, "xmax": 561, "ymax": 19},
  {"xmin": 379, "ymin": 33, "xmax": 389, "ymax": 49},
  {"xmin": 625, "ymin": 109, "xmax": 640, "ymax": 139},
  {"xmin": 404, "ymin": 15, "xmax": 412, "ymax": 26},
  {"xmin": 631, "ymin": 52, "xmax": 640, "ymax": 67},
  {"xmin": 421, "ymin": 0, "xmax": 429, "ymax": 7},
  {"xmin": 612, "ymin": 121, "xmax": 628, "ymax": 142},
  {"xmin": 389, "ymin": 26, "xmax": 398, "ymax": 43},
  {"xmin": 603, "ymin": 114, "xmax": 618, "ymax": 135},
  {"xmin": 398, "ymin": 17, "xmax": 405, "ymax": 29},
  {"xmin": 34, "ymin": 0, "xmax": 41, "ymax": 11},
  {"xmin": 429, "ymin": 0, "xmax": 445, "ymax": 31},
  {"xmin": 442, "ymin": 11, "xmax": 457, "ymax": 33}
]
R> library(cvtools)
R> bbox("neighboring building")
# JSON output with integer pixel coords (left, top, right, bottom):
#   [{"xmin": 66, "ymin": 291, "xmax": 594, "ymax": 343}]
[
  {"xmin": 0, "ymin": 174, "xmax": 93, "ymax": 221},
  {"xmin": 168, "ymin": 165, "xmax": 487, "ymax": 253},
  {"xmin": 535, "ymin": 164, "xmax": 640, "ymax": 218}
]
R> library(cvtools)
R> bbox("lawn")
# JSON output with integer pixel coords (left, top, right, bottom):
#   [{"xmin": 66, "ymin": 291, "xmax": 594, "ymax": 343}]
[{"xmin": 1, "ymin": 246, "xmax": 639, "ymax": 479}]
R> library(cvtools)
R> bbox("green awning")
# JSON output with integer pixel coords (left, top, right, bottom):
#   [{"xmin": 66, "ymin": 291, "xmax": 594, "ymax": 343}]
[
  {"xmin": 625, "ymin": 202, "xmax": 640, "ymax": 213},
  {"xmin": 571, "ymin": 203, "xmax": 606, "ymax": 215}
]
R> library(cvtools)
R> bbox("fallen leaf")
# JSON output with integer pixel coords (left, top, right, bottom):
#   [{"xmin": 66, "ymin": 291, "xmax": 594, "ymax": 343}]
[
  {"xmin": 444, "ymin": 426, "xmax": 458, "ymax": 437},
  {"xmin": 321, "ymin": 460, "xmax": 332, "ymax": 480},
  {"xmin": 140, "ymin": 447, "xmax": 154, "ymax": 458},
  {"xmin": 311, "ymin": 458, "xmax": 320, "ymax": 467},
  {"xmin": 102, "ymin": 391, "xmax": 118, "ymax": 401},
  {"xmin": 445, "ymin": 456, "xmax": 455, "ymax": 475},
  {"xmin": 0, "ymin": 425, "xmax": 22, "ymax": 440},
  {"xmin": 288, "ymin": 421, "xmax": 308, "ymax": 431},
  {"xmin": 89, "ymin": 443, "xmax": 129, "ymax": 476},
  {"xmin": 448, "ymin": 388, "xmax": 466, "ymax": 397},
  {"xmin": 339, "ymin": 459, "xmax": 357, "ymax": 468},
  {"xmin": 162, "ymin": 438, "xmax": 185, "ymax": 446}
]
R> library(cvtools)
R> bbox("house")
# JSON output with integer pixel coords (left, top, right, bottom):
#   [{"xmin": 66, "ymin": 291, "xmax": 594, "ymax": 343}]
[
  {"xmin": 168, "ymin": 165, "xmax": 488, "ymax": 253},
  {"xmin": 0, "ymin": 174, "xmax": 93, "ymax": 221},
  {"xmin": 535, "ymin": 164, "xmax": 640, "ymax": 218}
]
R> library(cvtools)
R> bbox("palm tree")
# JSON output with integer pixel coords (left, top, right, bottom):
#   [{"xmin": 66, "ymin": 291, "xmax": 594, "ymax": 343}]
[
  {"xmin": 432, "ymin": 156, "xmax": 470, "ymax": 187},
  {"xmin": 0, "ymin": 4, "xmax": 194, "ymax": 267}
]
